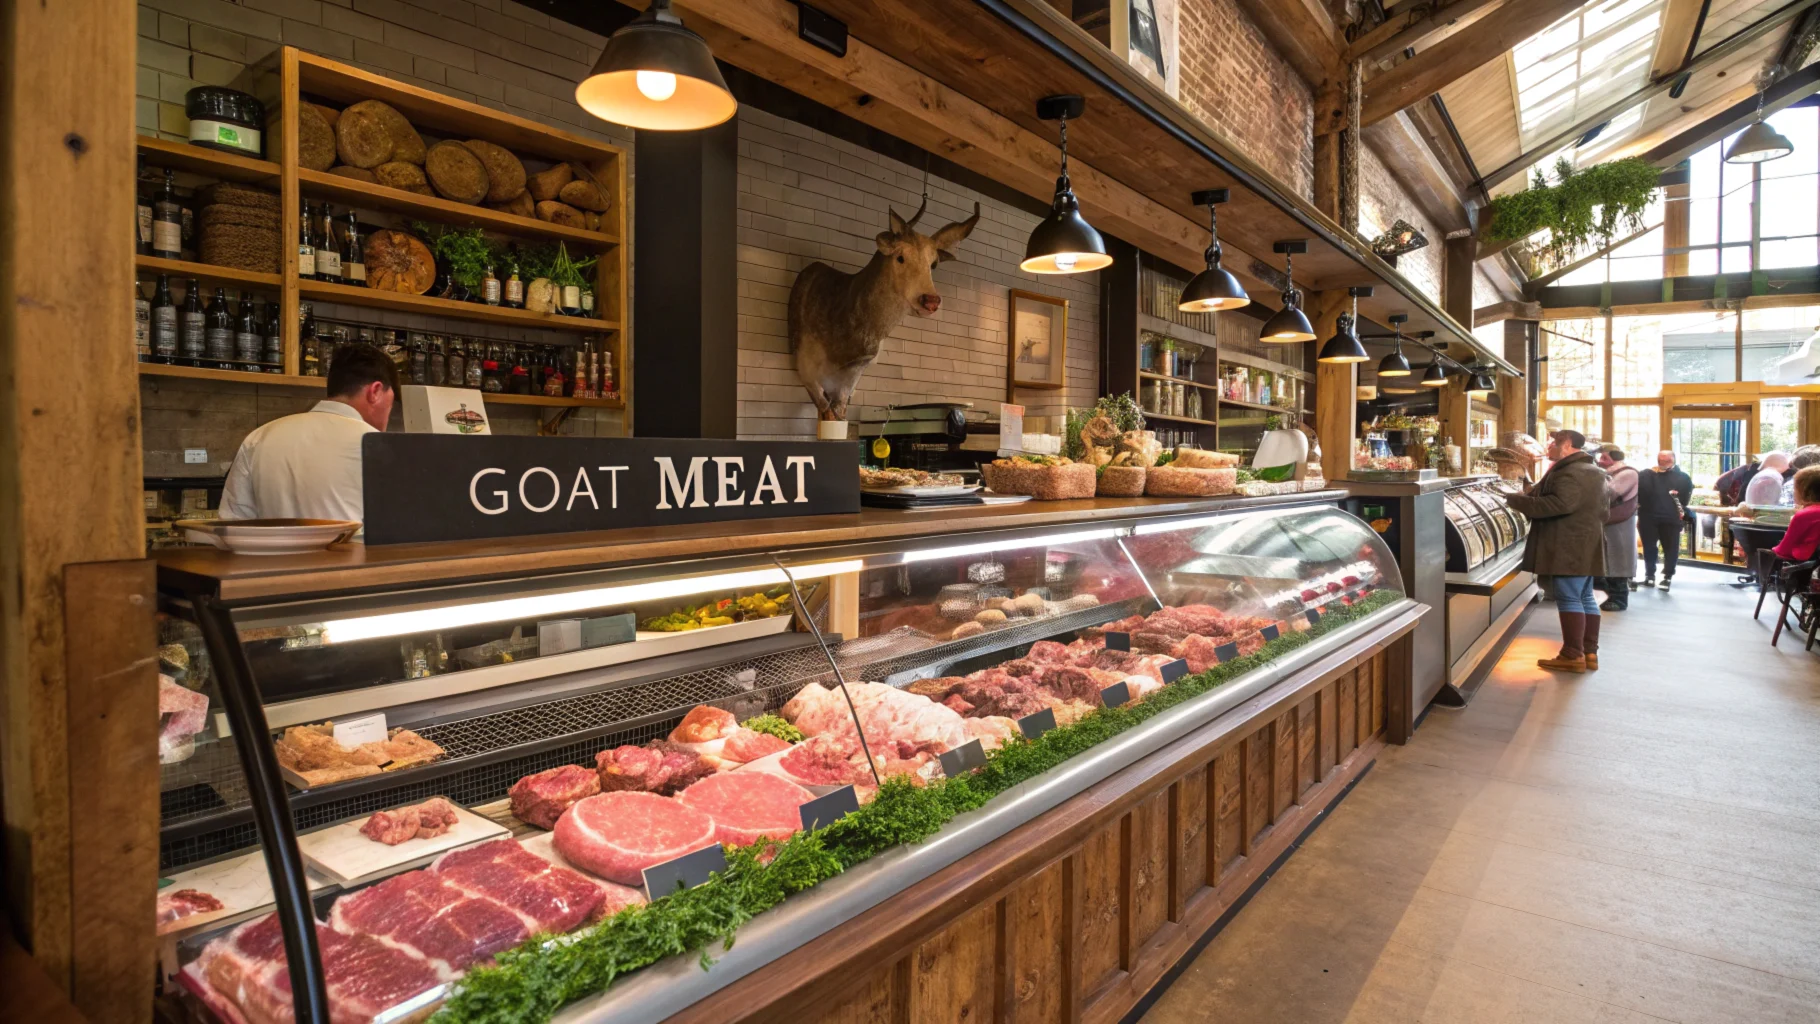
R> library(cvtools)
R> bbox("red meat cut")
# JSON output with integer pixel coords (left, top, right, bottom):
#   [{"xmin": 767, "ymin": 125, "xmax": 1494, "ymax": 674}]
[
  {"xmin": 199, "ymin": 914, "xmax": 440, "ymax": 1024},
  {"xmin": 677, "ymin": 771, "xmax": 813, "ymax": 846},
  {"xmin": 596, "ymin": 741, "xmax": 715, "ymax": 795},
  {"xmin": 432, "ymin": 838, "xmax": 616, "ymax": 934},
  {"xmin": 358, "ymin": 796, "xmax": 459, "ymax": 845},
  {"xmin": 553, "ymin": 791, "xmax": 717, "ymax": 886},
  {"xmin": 327, "ymin": 870, "xmax": 527, "ymax": 978},
  {"xmin": 720, "ymin": 728, "xmax": 789, "ymax": 764},
  {"xmin": 509, "ymin": 764, "xmax": 600, "ymax": 829}
]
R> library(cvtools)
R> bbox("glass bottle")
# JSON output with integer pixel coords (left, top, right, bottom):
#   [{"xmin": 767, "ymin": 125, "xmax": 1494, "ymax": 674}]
[
  {"xmin": 301, "ymin": 333, "xmax": 321, "ymax": 378},
  {"xmin": 446, "ymin": 338, "xmax": 467, "ymax": 389},
  {"xmin": 504, "ymin": 264, "xmax": 524, "ymax": 309},
  {"xmin": 262, "ymin": 299, "xmax": 283, "ymax": 371},
  {"xmin": 428, "ymin": 336, "xmax": 447, "ymax": 386},
  {"xmin": 482, "ymin": 343, "xmax": 504, "ymax": 393},
  {"xmin": 234, "ymin": 292, "xmax": 261, "ymax": 369},
  {"xmin": 151, "ymin": 170, "xmax": 182, "ymax": 260},
  {"xmin": 601, "ymin": 345, "xmax": 615, "ymax": 395},
  {"xmin": 135, "ymin": 156, "xmax": 153, "ymax": 256},
  {"xmin": 342, "ymin": 212, "xmax": 365, "ymax": 287},
  {"xmin": 133, "ymin": 281, "xmax": 152, "ymax": 362},
  {"xmin": 509, "ymin": 346, "xmax": 531, "ymax": 394},
  {"xmin": 151, "ymin": 275, "xmax": 179, "ymax": 364},
  {"xmin": 580, "ymin": 284, "xmax": 595, "ymax": 318},
  {"xmin": 297, "ymin": 200, "xmax": 316, "ymax": 280},
  {"xmin": 409, "ymin": 333, "xmax": 429, "ymax": 385},
  {"xmin": 542, "ymin": 348, "xmax": 566, "ymax": 396},
  {"xmin": 182, "ymin": 281, "xmax": 210, "ymax": 368},
  {"xmin": 481, "ymin": 265, "xmax": 501, "ymax": 306},
  {"xmin": 315, "ymin": 203, "xmax": 342, "ymax": 284},
  {"xmin": 464, "ymin": 340, "xmax": 483, "ymax": 389}
]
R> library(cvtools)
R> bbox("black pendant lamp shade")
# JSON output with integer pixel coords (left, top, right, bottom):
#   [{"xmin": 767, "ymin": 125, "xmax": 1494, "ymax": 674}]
[
  {"xmin": 1377, "ymin": 314, "xmax": 1411, "ymax": 376},
  {"xmin": 1468, "ymin": 370, "xmax": 1497, "ymax": 397},
  {"xmin": 1420, "ymin": 359, "xmax": 1449, "ymax": 387},
  {"xmin": 1023, "ymin": 95, "xmax": 1112, "ymax": 274},
  {"xmin": 1317, "ymin": 285, "xmax": 1371, "ymax": 363},
  {"xmin": 1259, "ymin": 240, "xmax": 1316, "ymax": 342},
  {"xmin": 576, "ymin": 0, "xmax": 736, "ymax": 131},
  {"xmin": 1179, "ymin": 189, "xmax": 1249, "ymax": 312}
]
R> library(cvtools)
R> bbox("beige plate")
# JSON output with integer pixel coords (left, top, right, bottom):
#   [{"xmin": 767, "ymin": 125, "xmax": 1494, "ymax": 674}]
[{"xmin": 176, "ymin": 518, "xmax": 361, "ymax": 555}]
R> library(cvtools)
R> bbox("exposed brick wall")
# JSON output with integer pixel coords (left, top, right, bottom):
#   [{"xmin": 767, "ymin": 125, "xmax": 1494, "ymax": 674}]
[
  {"xmin": 1357, "ymin": 142, "xmax": 1443, "ymax": 303},
  {"xmin": 1176, "ymin": 0, "xmax": 1315, "ymax": 201},
  {"xmin": 134, "ymin": 0, "xmax": 631, "ymax": 477},
  {"xmin": 735, "ymin": 107, "xmax": 1099, "ymax": 440}
]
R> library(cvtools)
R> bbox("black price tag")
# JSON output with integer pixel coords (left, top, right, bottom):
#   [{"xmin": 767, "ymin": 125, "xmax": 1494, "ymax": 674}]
[
  {"xmin": 1100, "ymin": 681, "xmax": 1131, "ymax": 708},
  {"xmin": 1214, "ymin": 641, "xmax": 1241, "ymax": 663},
  {"xmin": 1160, "ymin": 658, "xmax": 1188, "ymax": 684},
  {"xmin": 798, "ymin": 785, "xmax": 860, "ymax": 832},
  {"xmin": 1260, "ymin": 623, "xmax": 1280, "ymax": 642},
  {"xmin": 1306, "ymin": 608, "xmax": 1321, "ymax": 625},
  {"xmin": 1017, "ymin": 707, "xmax": 1057, "ymax": 739},
  {"xmin": 1104, "ymin": 631, "xmax": 1131, "ymax": 652},
  {"xmin": 938, "ymin": 738, "xmax": 988, "ymax": 777},
  {"xmin": 641, "ymin": 843, "xmax": 728, "ymax": 898}
]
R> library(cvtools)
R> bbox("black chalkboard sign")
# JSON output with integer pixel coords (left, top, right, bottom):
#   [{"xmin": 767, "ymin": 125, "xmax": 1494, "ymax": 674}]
[
  {"xmin": 361, "ymin": 435, "xmax": 859, "ymax": 544},
  {"xmin": 641, "ymin": 842, "xmax": 727, "ymax": 897},
  {"xmin": 1103, "ymin": 631, "xmax": 1131, "ymax": 652},
  {"xmin": 1017, "ymin": 707, "xmax": 1057, "ymax": 739},
  {"xmin": 1100, "ymin": 681, "xmax": 1131, "ymax": 708},
  {"xmin": 1306, "ymin": 608, "xmax": 1321, "ymax": 625},
  {"xmin": 798, "ymin": 786, "xmax": 860, "ymax": 832},
  {"xmin": 938, "ymin": 739, "xmax": 988, "ymax": 777},
  {"xmin": 1160, "ymin": 658, "xmax": 1188, "ymax": 683},
  {"xmin": 1260, "ymin": 623, "xmax": 1280, "ymax": 642},
  {"xmin": 1214, "ymin": 641, "xmax": 1241, "ymax": 663}
]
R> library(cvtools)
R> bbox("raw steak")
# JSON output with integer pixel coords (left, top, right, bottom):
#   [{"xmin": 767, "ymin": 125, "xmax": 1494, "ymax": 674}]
[
  {"xmin": 783, "ymin": 681, "xmax": 969, "ymax": 752},
  {"xmin": 432, "ymin": 838, "xmax": 614, "ymax": 934},
  {"xmin": 553, "ymin": 791, "xmax": 717, "ymax": 886},
  {"xmin": 669, "ymin": 704, "xmax": 737, "ymax": 743},
  {"xmin": 596, "ymin": 742, "xmax": 715, "ymax": 795},
  {"xmin": 509, "ymin": 764, "xmax": 600, "ymax": 829},
  {"xmin": 156, "ymin": 888, "xmax": 223, "ymax": 931},
  {"xmin": 720, "ymin": 728, "xmax": 789, "ymax": 764},
  {"xmin": 1025, "ymin": 640, "xmax": 1072, "ymax": 664},
  {"xmin": 677, "ymin": 771, "xmax": 812, "ymax": 846},
  {"xmin": 328, "ymin": 870, "xmax": 527, "ymax": 978},
  {"xmin": 773, "ymin": 734, "xmax": 873, "ymax": 787},
  {"xmin": 159, "ymin": 675, "xmax": 209, "ymax": 760},
  {"xmin": 359, "ymin": 797, "xmax": 458, "ymax": 845},
  {"xmin": 200, "ymin": 913, "xmax": 440, "ymax": 1024}
]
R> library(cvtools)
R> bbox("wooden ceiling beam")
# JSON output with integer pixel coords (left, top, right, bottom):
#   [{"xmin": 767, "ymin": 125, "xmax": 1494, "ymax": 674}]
[
  {"xmin": 1361, "ymin": 112, "xmax": 1473, "ymax": 233},
  {"xmin": 1347, "ymin": 0, "xmax": 1509, "ymax": 69},
  {"xmin": 1640, "ymin": 61, "xmax": 1820, "ymax": 166},
  {"xmin": 1230, "ymin": 0, "xmax": 1347, "ymax": 89},
  {"xmin": 1651, "ymin": 0, "xmax": 1710, "ymax": 81},
  {"xmin": 1361, "ymin": 0, "xmax": 1586, "ymax": 127}
]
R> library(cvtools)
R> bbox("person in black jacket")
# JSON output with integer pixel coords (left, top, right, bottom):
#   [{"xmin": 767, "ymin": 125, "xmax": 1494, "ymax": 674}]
[{"xmin": 1636, "ymin": 450, "xmax": 1695, "ymax": 590}]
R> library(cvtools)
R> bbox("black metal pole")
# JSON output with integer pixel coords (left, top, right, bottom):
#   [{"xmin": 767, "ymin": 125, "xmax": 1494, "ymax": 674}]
[{"xmin": 190, "ymin": 592, "xmax": 330, "ymax": 1024}]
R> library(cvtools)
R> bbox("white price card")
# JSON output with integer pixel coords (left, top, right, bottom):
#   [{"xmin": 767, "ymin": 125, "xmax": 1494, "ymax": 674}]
[
  {"xmin": 998, "ymin": 402, "xmax": 1025, "ymax": 454},
  {"xmin": 332, "ymin": 713, "xmax": 388, "ymax": 748}
]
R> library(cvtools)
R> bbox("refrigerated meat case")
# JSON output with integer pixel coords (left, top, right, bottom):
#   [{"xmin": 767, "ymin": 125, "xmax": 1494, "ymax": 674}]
[
  {"xmin": 152, "ymin": 496, "xmax": 1411, "ymax": 1024},
  {"xmin": 1439, "ymin": 477, "xmax": 1537, "ymax": 689}
]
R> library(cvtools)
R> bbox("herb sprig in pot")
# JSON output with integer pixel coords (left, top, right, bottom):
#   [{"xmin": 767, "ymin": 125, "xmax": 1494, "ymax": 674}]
[{"xmin": 412, "ymin": 221, "xmax": 496, "ymax": 301}]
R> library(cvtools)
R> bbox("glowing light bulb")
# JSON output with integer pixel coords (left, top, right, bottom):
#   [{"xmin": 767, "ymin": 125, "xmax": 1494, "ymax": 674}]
[
  {"xmin": 636, "ymin": 70, "xmax": 677, "ymax": 101},
  {"xmin": 1054, "ymin": 253, "xmax": 1078, "ymax": 271}
]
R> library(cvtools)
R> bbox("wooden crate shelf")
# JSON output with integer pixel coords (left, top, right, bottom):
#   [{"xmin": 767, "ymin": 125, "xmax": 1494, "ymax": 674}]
[
  {"xmin": 139, "ymin": 363, "xmax": 324, "ymax": 388},
  {"xmin": 297, "ymin": 280, "xmax": 617, "ymax": 333},
  {"xmin": 136, "ymin": 135, "xmax": 280, "ymax": 185},
  {"xmin": 297, "ymin": 168, "xmax": 619, "ymax": 250},
  {"xmin": 135, "ymin": 255, "xmax": 282, "ymax": 290}
]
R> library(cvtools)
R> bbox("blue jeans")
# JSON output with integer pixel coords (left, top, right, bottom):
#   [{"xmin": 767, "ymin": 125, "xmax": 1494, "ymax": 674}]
[{"xmin": 1552, "ymin": 575, "xmax": 1602, "ymax": 616}]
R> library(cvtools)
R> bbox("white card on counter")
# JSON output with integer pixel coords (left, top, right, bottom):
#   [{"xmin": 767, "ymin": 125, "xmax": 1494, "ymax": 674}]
[{"xmin": 332, "ymin": 713, "xmax": 388, "ymax": 748}]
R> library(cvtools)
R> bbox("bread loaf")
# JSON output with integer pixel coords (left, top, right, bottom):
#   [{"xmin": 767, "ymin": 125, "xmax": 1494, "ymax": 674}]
[
  {"xmin": 528, "ymin": 162, "xmax": 573, "ymax": 202},
  {"xmin": 1145, "ymin": 466, "xmax": 1238, "ymax": 497},
  {"xmin": 982, "ymin": 460, "xmax": 1096, "ymax": 500},
  {"xmin": 1171, "ymin": 448, "xmax": 1241, "ymax": 469},
  {"xmin": 1095, "ymin": 465, "xmax": 1147, "ymax": 497}
]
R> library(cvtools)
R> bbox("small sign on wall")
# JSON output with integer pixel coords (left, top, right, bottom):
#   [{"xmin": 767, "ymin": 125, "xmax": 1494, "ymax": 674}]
[{"xmin": 400, "ymin": 386, "xmax": 491, "ymax": 434}]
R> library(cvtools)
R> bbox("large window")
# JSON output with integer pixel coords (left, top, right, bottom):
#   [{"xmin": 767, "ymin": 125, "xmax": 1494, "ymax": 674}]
[
  {"xmin": 1544, "ymin": 318, "xmax": 1603, "ymax": 399},
  {"xmin": 1740, "ymin": 306, "xmax": 1820, "ymax": 382}
]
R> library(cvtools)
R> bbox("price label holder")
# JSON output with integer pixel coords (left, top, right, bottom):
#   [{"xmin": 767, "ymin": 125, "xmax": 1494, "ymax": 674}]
[
  {"xmin": 799, "ymin": 786, "xmax": 861, "ymax": 832},
  {"xmin": 1100, "ymin": 681, "xmax": 1131, "ymax": 708},
  {"xmin": 1160, "ymin": 658, "xmax": 1188, "ymax": 684},
  {"xmin": 1103, "ymin": 631, "xmax": 1131, "ymax": 652},
  {"xmin": 641, "ymin": 843, "xmax": 728, "ymax": 899},
  {"xmin": 939, "ymin": 739, "xmax": 988, "ymax": 777},
  {"xmin": 1260, "ymin": 623, "xmax": 1280, "ymax": 642},
  {"xmin": 1017, "ymin": 707, "xmax": 1057, "ymax": 740},
  {"xmin": 1214, "ymin": 641, "xmax": 1241, "ymax": 664},
  {"xmin": 332, "ymin": 713, "xmax": 388, "ymax": 748},
  {"xmin": 1306, "ymin": 607, "xmax": 1321, "ymax": 626}
]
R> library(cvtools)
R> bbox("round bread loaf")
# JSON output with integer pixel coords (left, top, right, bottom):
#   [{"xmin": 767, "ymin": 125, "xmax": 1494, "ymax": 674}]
[
  {"xmin": 1095, "ymin": 465, "xmax": 1147, "ymax": 497},
  {"xmin": 334, "ymin": 101, "xmax": 395, "ymax": 168},
  {"xmin": 327, "ymin": 165, "xmax": 378, "ymax": 183},
  {"xmin": 363, "ymin": 230, "xmax": 435, "ymax": 294},
  {"xmin": 297, "ymin": 103, "xmax": 338, "ymax": 171},
  {"xmin": 308, "ymin": 102, "xmax": 340, "ymax": 129},
  {"xmin": 558, "ymin": 176, "xmax": 610, "ymax": 213},
  {"xmin": 463, "ymin": 139, "xmax": 526, "ymax": 202},
  {"xmin": 424, "ymin": 140, "xmax": 489, "ymax": 204},
  {"xmin": 373, "ymin": 161, "xmax": 429, "ymax": 192},
  {"xmin": 527, "ymin": 162, "xmax": 573, "ymax": 202}
]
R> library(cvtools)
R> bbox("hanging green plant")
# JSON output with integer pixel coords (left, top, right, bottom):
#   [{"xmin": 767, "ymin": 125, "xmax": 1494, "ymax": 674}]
[{"xmin": 1482, "ymin": 157, "xmax": 1659, "ymax": 269}]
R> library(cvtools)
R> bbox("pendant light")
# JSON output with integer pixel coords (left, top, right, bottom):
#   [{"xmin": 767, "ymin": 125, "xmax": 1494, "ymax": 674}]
[
  {"xmin": 576, "ymin": 0, "xmax": 737, "ymax": 131},
  {"xmin": 1418, "ymin": 334, "xmax": 1449, "ymax": 387},
  {"xmin": 1318, "ymin": 286, "xmax": 1372, "ymax": 363},
  {"xmin": 1725, "ymin": 77, "xmax": 1794, "ymax": 164},
  {"xmin": 1468, "ymin": 370, "xmax": 1497, "ymax": 398},
  {"xmin": 1259, "ymin": 240, "xmax": 1315, "ymax": 342},
  {"xmin": 1377, "ymin": 314, "xmax": 1412, "ymax": 376},
  {"xmin": 1179, "ymin": 189, "xmax": 1248, "ymax": 311},
  {"xmin": 1022, "ymin": 95, "xmax": 1112, "ymax": 274}
]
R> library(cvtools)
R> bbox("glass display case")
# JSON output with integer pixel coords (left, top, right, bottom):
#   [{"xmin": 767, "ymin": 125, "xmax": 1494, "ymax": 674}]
[
  {"xmin": 153, "ymin": 499, "xmax": 1405, "ymax": 1024},
  {"xmin": 1442, "ymin": 480, "xmax": 1529, "ymax": 577}
]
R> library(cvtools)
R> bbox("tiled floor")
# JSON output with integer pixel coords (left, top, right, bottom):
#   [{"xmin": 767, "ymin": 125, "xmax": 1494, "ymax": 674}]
[{"xmin": 1141, "ymin": 570, "xmax": 1820, "ymax": 1024}]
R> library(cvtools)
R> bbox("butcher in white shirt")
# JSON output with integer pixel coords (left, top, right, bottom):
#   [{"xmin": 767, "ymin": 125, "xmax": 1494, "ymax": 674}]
[
  {"xmin": 1743, "ymin": 451, "xmax": 1790, "ymax": 507},
  {"xmin": 220, "ymin": 344, "xmax": 399, "ymax": 523}
]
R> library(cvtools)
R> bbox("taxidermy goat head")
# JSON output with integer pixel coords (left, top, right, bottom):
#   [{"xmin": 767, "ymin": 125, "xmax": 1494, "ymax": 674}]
[{"xmin": 788, "ymin": 196, "xmax": 981, "ymax": 422}]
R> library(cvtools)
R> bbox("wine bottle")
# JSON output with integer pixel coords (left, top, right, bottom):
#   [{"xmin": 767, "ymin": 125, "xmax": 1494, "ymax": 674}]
[
  {"xmin": 135, "ymin": 156, "xmax": 153, "ymax": 256},
  {"xmin": 181, "ymin": 281, "xmax": 209, "ymax": 367},
  {"xmin": 202, "ymin": 287, "xmax": 233, "ymax": 369},
  {"xmin": 315, "ymin": 203, "xmax": 342, "ymax": 284},
  {"xmin": 297, "ymin": 200, "xmax": 316, "ymax": 280},
  {"xmin": 342, "ymin": 212, "xmax": 366, "ymax": 286},
  {"xmin": 152, "ymin": 170, "xmax": 183, "ymax": 260},
  {"xmin": 133, "ymin": 281, "xmax": 152, "ymax": 362},
  {"xmin": 234, "ymin": 292, "xmax": 261, "ymax": 369},
  {"xmin": 151, "ymin": 275, "xmax": 179, "ymax": 364}
]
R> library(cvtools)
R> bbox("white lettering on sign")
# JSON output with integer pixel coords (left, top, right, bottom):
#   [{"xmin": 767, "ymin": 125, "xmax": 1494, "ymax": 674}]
[
  {"xmin": 600, "ymin": 466, "xmax": 627, "ymax": 508},
  {"xmin": 470, "ymin": 468, "xmax": 509, "ymax": 515},
  {"xmin": 567, "ymin": 466, "xmax": 597, "ymax": 510},
  {"xmin": 785, "ymin": 455, "xmax": 816, "ymax": 503},
  {"xmin": 712, "ymin": 457, "xmax": 745, "ymax": 507},
  {"xmin": 519, "ymin": 467, "xmax": 560, "ymax": 513},
  {"xmin": 654, "ymin": 457, "xmax": 709, "ymax": 509},
  {"xmin": 751, "ymin": 456, "xmax": 786, "ymax": 505}
]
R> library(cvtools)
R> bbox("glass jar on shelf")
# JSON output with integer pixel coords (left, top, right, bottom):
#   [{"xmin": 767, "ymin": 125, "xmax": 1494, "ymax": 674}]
[
  {"xmin": 1185, "ymin": 387, "xmax": 1202, "ymax": 420},
  {"xmin": 1142, "ymin": 379, "xmax": 1161, "ymax": 413},
  {"xmin": 1160, "ymin": 338, "xmax": 1177, "ymax": 378}
]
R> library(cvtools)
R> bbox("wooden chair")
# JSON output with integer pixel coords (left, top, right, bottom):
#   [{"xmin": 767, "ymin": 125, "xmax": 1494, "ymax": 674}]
[{"xmin": 1765, "ymin": 555, "xmax": 1819, "ymax": 649}]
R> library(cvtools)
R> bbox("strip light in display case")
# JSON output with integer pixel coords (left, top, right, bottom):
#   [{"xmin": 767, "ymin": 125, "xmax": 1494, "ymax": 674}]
[
  {"xmin": 898, "ymin": 527, "xmax": 1126, "ymax": 564},
  {"xmin": 320, "ymin": 559, "xmax": 863, "ymax": 645},
  {"xmin": 1131, "ymin": 506, "xmax": 1308, "ymax": 536}
]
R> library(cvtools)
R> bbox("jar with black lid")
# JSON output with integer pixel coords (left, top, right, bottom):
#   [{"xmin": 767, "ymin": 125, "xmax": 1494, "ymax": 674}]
[{"xmin": 185, "ymin": 86, "xmax": 265, "ymax": 158}]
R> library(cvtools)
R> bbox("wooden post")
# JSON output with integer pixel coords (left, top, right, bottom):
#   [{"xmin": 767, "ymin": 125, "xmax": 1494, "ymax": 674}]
[
  {"xmin": 1500, "ymin": 319, "xmax": 1535, "ymax": 440},
  {"xmin": 0, "ymin": 0, "xmax": 150, "ymax": 1013},
  {"xmin": 1311, "ymin": 291, "xmax": 1356, "ymax": 479}
]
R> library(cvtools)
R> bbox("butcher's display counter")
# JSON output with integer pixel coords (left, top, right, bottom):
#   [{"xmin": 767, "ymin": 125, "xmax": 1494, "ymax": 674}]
[{"xmin": 152, "ymin": 493, "xmax": 1422, "ymax": 1024}]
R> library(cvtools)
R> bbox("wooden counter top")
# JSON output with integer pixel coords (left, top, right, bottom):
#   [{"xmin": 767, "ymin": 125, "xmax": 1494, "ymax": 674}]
[{"xmin": 157, "ymin": 491, "xmax": 1346, "ymax": 603}]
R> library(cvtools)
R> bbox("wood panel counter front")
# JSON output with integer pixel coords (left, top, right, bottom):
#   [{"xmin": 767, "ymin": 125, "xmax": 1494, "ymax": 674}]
[{"xmin": 158, "ymin": 491, "xmax": 1347, "ymax": 603}]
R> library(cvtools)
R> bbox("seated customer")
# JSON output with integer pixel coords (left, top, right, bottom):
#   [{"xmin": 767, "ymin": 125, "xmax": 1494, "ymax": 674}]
[{"xmin": 1770, "ymin": 465, "xmax": 1820, "ymax": 564}]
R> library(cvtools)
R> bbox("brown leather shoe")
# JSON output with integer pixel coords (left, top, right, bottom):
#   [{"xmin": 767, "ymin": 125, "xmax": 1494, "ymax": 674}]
[
  {"xmin": 1584, "ymin": 653, "xmax": 1599, "ymax": 670},
  {"xmin": 1537, "ymin": 654, "xmax": 1587, "ymax": 673}
]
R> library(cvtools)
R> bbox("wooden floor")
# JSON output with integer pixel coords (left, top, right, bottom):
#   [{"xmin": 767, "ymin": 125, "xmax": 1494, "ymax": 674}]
[{"xmin": 1141, "ymin": 571, "xmax": 1820, "ymax": 1024}]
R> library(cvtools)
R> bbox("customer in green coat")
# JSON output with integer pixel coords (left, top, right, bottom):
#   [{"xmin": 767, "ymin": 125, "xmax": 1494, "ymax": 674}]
[{"xmin": 1505, "ymin": 429, "xmax": 1613, "ymax": 672}]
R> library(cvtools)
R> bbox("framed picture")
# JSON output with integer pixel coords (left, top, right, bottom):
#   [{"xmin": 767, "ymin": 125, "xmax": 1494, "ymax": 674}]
[{"xmin": 1008, "ymin": 289, "xmax": 1068, "ymax": 392}]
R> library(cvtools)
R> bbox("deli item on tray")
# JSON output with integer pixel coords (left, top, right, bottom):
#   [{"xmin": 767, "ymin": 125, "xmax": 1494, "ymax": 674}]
[
  {"xmin": 274, "ymin": 723, "xmax": 445, "ymax": 788},
  {"xmin": 1146, "ymin": 465, "xmax": 1238, "ymax": 497},
  {"xmin": 328, "ymin": 869, "xmax": 529, "ymax": 977},
  {"xmin": 431, "ymin": 838, "xmax": 638, "ymax": 931},
  {"xmin": 554, "ymin": 791, "xmax": 719, "ymax": 886},
  {"xmin": 981, "ymin": 455, "xmax": 1097, "ymax": 500},
  {"xmin": 596, "ymin": 741, "xmax": 716, "ymax": 795},
  {"xmin": 641, "ymin": 586, "xmax": 792, "ymax": 631},
  {"xmin": 859, "ymin": 465, "xmax": 966, "ymax": 490},
  {"xmin": 676, "ymin": 771, "xmax": 814, "ymax": 847},
  {"xmin": 156, "ymin": 888, "xmax": 225, "ymax": 933},
  {"xmin": 509, "ymin": 764, "xmax": 601, "ymax": 829},
  {"xmin": 359, "ymin": 797, "xmax": 459, "ymax": 846},
  {"xmin": 667, "ymin": 705, "xmax": 790, "ymax": 767},
  {"xmin": 159, "ymin": 673, "xmax": 210, "ymax": 764}
]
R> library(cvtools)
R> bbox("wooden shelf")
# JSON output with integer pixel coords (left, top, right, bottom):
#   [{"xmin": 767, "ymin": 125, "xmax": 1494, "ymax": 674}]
[
  {"xmin": 484, "ymin": 392, "xmax": 623, "ymax": 409},
  {"xmin": 297, "ymin": 168, "xmax": 619, "ymax": 249},
  {"xmin": 137, "ymin": 135, "xmax": 279, "ymax": 185},
  {"xmin": 135, "ymin": 255, "xmax": 282, "ymax": 290},
  {"xmin": 1217, "ymin": 396, "xmax": 1302, "ymax": 414},
  {"xmin": 1138, "ymin": 370, "xmax": 1218, "ymax": 391},
  {"xmin": 139, "ymin": 363, "xmax": 324, "ymax": 387},
  {"xmin": 297, "ymin": 280, "xmax": 618, "ymax": 333},
  {"xmin": 1144, "ymin": 412, "xmax": 1216, "ymax": 426}
]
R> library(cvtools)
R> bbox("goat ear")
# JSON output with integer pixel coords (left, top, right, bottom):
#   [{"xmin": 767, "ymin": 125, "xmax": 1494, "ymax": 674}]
[
  {"xmin": 875, "ymin": 231, "xmax": 896, "ymax": 253},
  {"xmin": 886, "ymin": 206, "xmax": 908, "ymax": 235},
  {"xmin": 936, "ymin": 249, "xmax": 956, "ymax": 263},
  {"xmin": 931, "ymin": 202, "xmax": 981, "ymax": 251}
]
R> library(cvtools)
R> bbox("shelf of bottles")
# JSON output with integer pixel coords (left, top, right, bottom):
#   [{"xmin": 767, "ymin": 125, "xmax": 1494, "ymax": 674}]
[{"xmin": 130, "ymin": 47, "xmax": 630, "ymax": 411}]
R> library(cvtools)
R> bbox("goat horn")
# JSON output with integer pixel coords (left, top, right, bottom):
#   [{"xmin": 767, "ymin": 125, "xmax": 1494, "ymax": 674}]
[{"xmin": 904, "ymin": 194, "xmax": 928, "ymax": 230}]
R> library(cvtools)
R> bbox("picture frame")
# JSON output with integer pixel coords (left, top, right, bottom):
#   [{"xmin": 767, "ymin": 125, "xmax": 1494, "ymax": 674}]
[{"xmin": 1007, "ymin": 289, "xmax": 1069, "ymax": 392}]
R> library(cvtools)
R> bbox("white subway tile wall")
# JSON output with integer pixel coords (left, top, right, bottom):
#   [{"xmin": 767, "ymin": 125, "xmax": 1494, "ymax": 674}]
[{"xmin": 736, "ymin": 107, "xmax": 1101, "ymax": 440}]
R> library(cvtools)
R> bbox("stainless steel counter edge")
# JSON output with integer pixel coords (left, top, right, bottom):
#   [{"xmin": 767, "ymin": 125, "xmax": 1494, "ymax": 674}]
[{"xmin": 552, "ymin": 599, "xmax": 1418, "ymax": 1023}]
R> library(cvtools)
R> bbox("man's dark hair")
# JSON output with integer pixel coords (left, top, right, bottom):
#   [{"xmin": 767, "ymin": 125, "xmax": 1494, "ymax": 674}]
[
  {"xmin": 1552, "ymin": 428, "xmax": 1586, "ymax": 451},
  {"xmin": 326, "ymin": 343, "xmax": 399, "ymax": 398},
  {"xmin": 1601, "ymin": 444, "xmax": 1625, "ymax": 462},
  {"xmin": 1791, "ymin": 444, "xmax": 1820, "ymax": 473}
]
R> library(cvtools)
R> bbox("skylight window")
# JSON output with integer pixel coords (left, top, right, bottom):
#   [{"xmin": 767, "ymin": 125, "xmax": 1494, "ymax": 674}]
[{"xmin": 1512, "ymin": 0, "xmax": 1665, "ymax": 158}]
